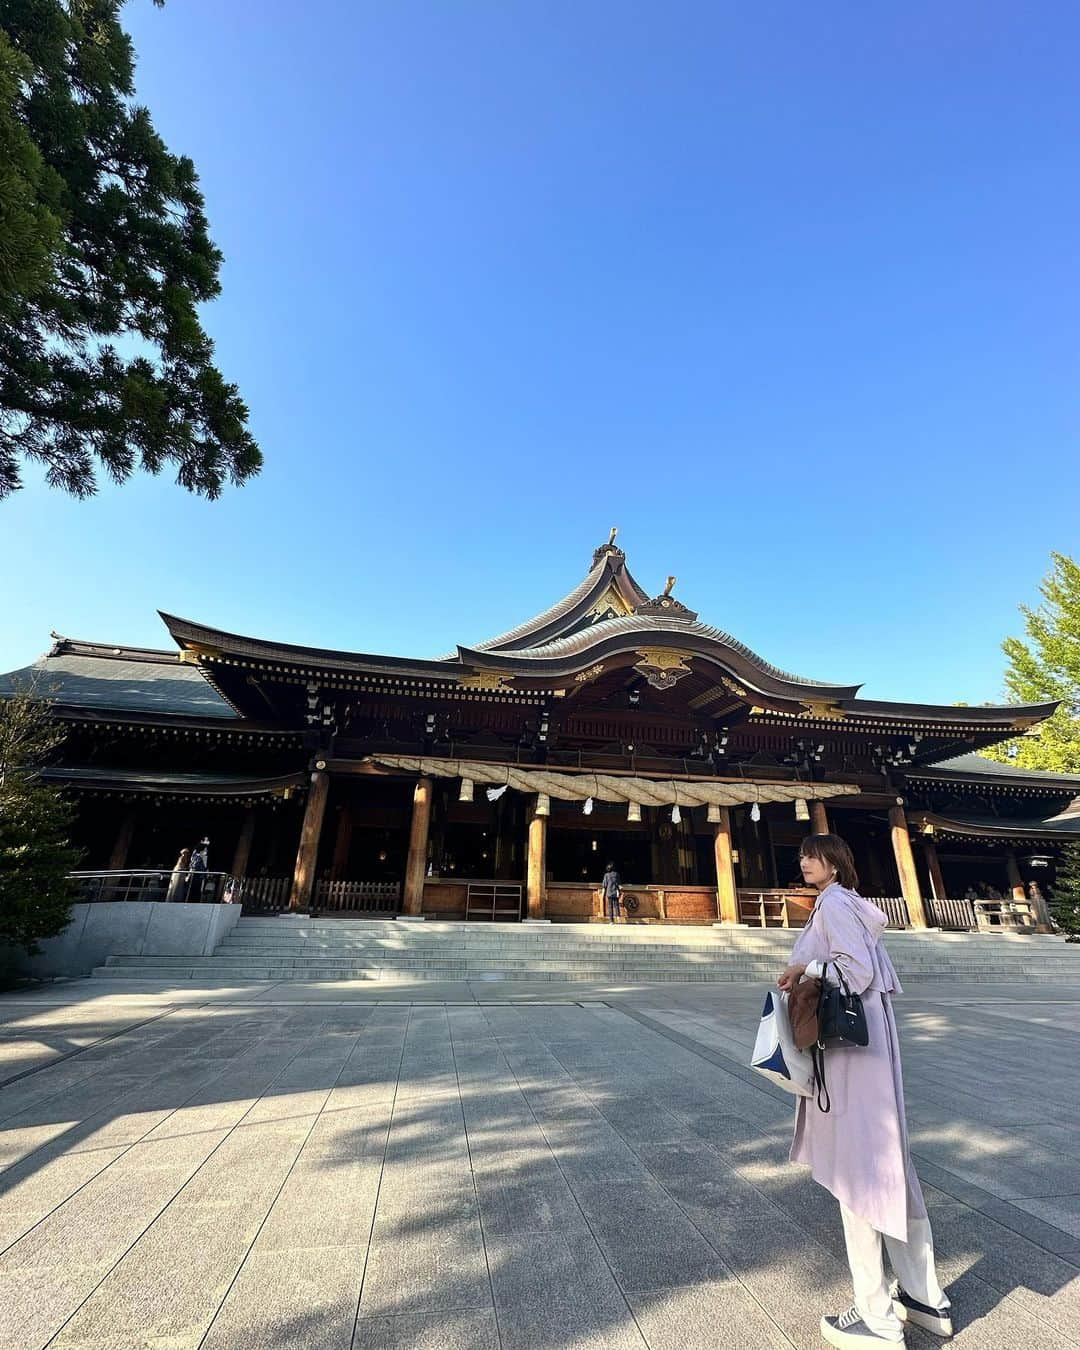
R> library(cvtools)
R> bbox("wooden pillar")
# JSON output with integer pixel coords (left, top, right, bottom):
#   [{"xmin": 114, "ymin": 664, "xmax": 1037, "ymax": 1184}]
[
  {"xmin": 922, "ymin": 836, "xmax": 947, "ymax": 903},
  {"xmin": 403, "ymin": 776, "xmax": 434, "ymax": 915},
  {"xmin": 230, "ymin": 809, "xmax": 256, "ymax": 880},
  {"xmin": 809, "ymin": 800, "xmax": 830, "ymax": 835},
  {"xmin": 330, "ymin": 806, "xmax": 353, "ymax": 879},
  {"xmin": 1005, "ymin": 851, "xmax": 1026, "ymax": 903},
  {"xmin": 109, "ymin": 811, "xmax": 136, "ymax": 870},
  {"xmin": 290, "ymin": 770, "xmax": 330, "ymax": 910},
  {"xmin": 889, "ymin": 805, "xmax": 929, "ymax": 928},
  {"xmin": 526, "ymin": 800, "xmax": 547, "ymax": 919},
  {"xmin": 713, "ymin": 807, "xmax": 740, "ymax": 925},
  {"xmin": 1004, "ymin": 850, "xmax": 1048, "ymax": 930}
]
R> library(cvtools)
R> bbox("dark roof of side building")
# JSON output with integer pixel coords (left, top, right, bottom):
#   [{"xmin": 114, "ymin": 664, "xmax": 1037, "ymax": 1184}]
[{"xmin": 0, "ymin": 637, "xmax": 236, "ymax": 721}]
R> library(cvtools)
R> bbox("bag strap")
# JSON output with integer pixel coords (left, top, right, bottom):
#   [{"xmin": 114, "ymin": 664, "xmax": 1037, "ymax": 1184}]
[{"xmin": 812, "ymin": 1044, "xmax": 831, "ymax": 1113}]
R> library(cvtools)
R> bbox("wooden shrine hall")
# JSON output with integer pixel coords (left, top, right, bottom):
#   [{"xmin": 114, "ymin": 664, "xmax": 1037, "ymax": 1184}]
[{"xmin": 4, "ymin": 531, "xmax": 1080, "ymax": 929}]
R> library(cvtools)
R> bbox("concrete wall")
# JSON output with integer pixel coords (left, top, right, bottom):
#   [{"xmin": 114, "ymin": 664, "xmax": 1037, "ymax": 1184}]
[{"xmin": 3, "ymin": 902, "xmax": 243, "ymax": 980}]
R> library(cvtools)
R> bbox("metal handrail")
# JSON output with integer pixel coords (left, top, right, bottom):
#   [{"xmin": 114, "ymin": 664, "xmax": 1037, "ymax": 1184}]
[{"xmin": 67, "ymin": 869, "xmax": 241, "ymax": 904}]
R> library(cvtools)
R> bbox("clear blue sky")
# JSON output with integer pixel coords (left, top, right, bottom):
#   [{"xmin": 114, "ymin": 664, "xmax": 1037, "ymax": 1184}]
[{"xmin": 3, "ymin": 1, "xmax": 1078, "ymax": 704}]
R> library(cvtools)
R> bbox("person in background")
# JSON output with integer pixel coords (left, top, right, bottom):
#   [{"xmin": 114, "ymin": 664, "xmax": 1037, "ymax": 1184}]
[
  {"xmin": 186, "ymin": 839, "xmax": 208, "ymax": 902},
  {"xmin": 166, "ymin": 846, "xmax": 191, "ymax": 903},
  {"xmin": 777, "ymin": 833, "xmax": 951, "ymax": 1348},
  {"xmin": 600, "ymin": 861, "xmax": 621, "ymax": 923}
]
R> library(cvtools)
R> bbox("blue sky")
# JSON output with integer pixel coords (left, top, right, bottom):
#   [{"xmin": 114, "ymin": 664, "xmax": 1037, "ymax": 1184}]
[{"xmin": 3, "ymin": 1, "xmax": 1078, "ymax": 703}]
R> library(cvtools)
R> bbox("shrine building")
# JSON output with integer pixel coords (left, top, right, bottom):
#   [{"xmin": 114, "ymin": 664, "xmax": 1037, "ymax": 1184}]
[{"xmin": 4, "ymin": 532, "xmax": 1079, "ymax": 929}]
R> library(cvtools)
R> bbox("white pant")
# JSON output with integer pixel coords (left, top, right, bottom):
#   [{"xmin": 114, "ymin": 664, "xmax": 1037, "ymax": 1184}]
[{"xmin": 839, "ymin": 1203, "xmax": 949, "ymax": 1340}]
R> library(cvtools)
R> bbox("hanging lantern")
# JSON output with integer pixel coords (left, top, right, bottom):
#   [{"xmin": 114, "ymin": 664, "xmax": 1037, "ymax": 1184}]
[
  {"xmin": 706, "ymin": 803, "xmax": 721, "ymax": 824},
  {"xmin": 795, "ymin": 798, "xmax": 810, "ymax": 822},
  {"xmin": 458, "ymin": 778, "xmax": 474, "ymax": 803},
  {"xmin": 535, "ymin": 793, "xmax": 550, "ymax": 817},
  {"xmin": 627, "ymin": 801, "xmax": 642, "ymax": 822},
  {"xmin": 583, "ymin": 796, "xmax": 594, "ymax": 815},
  {"xmin": 750, "ymin": 800, "xmax": 761, "ymax": 823}
]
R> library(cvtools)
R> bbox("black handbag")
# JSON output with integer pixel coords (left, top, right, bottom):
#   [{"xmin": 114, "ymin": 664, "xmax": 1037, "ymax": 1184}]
[{"xmin": 811, "ymin": 960, "xmax": 869, "ymax": 1113}]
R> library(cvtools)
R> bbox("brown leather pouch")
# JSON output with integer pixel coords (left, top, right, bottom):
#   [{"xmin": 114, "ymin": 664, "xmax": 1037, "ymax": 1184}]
[{"xmin": 789, "ymin": 975, "xmax": 822, "ymax": 1050}]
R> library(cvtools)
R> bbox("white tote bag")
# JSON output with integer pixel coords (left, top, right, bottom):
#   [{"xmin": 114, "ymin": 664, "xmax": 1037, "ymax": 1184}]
[{"xmin": 751, "ymin": 988, "xmax": 814, "ymax": 1096}]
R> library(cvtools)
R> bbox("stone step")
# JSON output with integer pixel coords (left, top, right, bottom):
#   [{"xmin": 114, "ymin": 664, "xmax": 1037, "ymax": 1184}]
[{"xmin": 91, "ymin": 963, "xmax": 1074, "ymax": 984}]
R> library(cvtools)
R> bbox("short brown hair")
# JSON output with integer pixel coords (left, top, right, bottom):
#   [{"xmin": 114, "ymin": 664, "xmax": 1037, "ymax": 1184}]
[{"xmin": 798, "ymin": 833, "xmax": 859, "ymax": 889}]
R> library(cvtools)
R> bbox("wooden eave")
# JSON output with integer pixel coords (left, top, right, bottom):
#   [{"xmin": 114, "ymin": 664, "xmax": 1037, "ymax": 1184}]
[
  {"xmin": 48, "ymin": 704, "xmax": 302, "ymax": 740},
  {"xmin": 39, "ymin": 766, "xmax": 308, "ymax": 800}
]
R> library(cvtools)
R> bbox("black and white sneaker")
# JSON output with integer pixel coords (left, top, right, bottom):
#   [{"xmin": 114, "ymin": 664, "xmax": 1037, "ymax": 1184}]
[
  {"xmin": 890, "ymin": 1282, "xmax": 953, "ymax": 1337},
  {"xmin": 820, "ymin": 1306, "xmax": 903, "ymax": 1347}
]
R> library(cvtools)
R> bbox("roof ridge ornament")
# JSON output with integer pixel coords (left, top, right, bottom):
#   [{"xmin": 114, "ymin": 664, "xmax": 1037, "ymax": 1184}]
[
  {"xmin": 634, "ymin": 575, "xmax": 699, "ymax": 622},
  {"xmin": 591, "ymin": 526, "xmax": 626, "ymax": 568}
]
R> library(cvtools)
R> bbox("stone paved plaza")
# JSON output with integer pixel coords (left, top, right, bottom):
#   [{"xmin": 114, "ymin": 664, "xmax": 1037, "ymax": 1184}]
[{"xmin": 0, "ymin": 976, "xmax": 1077, "ymax": 1349}]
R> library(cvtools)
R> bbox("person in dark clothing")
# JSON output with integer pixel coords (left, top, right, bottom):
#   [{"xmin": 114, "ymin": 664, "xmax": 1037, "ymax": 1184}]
[
  {"xmin": 601, "ymin": 862, "xmax": 621, "ymax": 923},
  {"xmin": 187, "ymin": 840, "xmax": 208, "ymax": 902}
]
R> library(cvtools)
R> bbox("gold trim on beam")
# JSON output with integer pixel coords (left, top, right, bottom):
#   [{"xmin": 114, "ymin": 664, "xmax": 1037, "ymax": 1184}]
[
  {"xmin": 799, "ymin": 700, "xmax": 847, "ymax": 720},
  {"xmin": 178, "ymin": 644, "xmax": 222, "ymax": 664},
  {"xmin": 457, "ymin": 671, "xmax": 515, "ymax": 691}
]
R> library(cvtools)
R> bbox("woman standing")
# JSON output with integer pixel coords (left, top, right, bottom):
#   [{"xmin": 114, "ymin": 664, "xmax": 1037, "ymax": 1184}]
[
  {"xmin": 165, "ymin": 846, "xmax": 191, "ymax": 904},
  {"xmin": 777, "ymin": 834, "xmax": 952, "ymax": 1347}
]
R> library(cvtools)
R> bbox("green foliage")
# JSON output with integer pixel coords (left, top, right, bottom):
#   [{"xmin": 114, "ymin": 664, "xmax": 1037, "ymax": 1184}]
[
  {"xmin": 0, "ymin": 682, "xmax": 82, "ymax": 953},
  {"xmin": 1051, "ymin": 842, "xmax": 1080, "ymax": 938},
  {"xmin": 0, "ymin": 0, "xmax": 260, "ymax": 499},
  {"xmin": 982, "ymin": 552, "xmax": 1080, "ymax": 773}
]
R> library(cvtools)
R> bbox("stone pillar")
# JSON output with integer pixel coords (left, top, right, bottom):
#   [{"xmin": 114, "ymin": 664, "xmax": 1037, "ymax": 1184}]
[
  {"xmin": 290, "ymin": 770, "xmax": 330, "ymax": 910},
  {"xmin": 403, "ymin": 776, "xmax": 434, "ymax": 915},
  {"xmin": 889, "ymin": 805, "xmax": 929, "ymax": 928},
  {"xmin": 922, "ymin": 836, "xmax": 947, "ymax": 903},
  {"xmin": 108, "ymin": 811, "xmax": 136, "ymax": 870},
  {"xmin": 809, "ymin": 800, "xmax": 830, "ymax": 835},
  {"xmin": 526, "ymin": 800, "xmax": 547, "ymax": 919},
  {"xmin": 713, "ymin": 807, "xmax": 740, "ymax": 925}
]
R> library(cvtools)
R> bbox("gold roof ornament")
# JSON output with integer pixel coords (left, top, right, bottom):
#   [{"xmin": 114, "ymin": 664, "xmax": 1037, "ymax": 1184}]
[{"xmin": 634, "ymin": 647, "xmax": 693, "ymax": 691}]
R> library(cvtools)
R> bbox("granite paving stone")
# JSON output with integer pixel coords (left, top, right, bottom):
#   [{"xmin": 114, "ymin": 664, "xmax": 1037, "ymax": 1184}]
[{"xmin": 0, "ymin": 977, "xmax": 1077, "ymax": 1347}]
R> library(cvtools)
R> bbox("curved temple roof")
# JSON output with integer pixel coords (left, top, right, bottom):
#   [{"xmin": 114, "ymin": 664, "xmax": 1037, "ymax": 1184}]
[{"xmin": 152, "ymin": 535, "xmax": 1060, "ymax": 736}]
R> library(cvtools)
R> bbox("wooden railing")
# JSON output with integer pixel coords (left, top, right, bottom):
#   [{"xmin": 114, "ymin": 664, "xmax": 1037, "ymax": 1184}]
[
  {"xmin": 315, "ymin": 879, "xmax": 400, "ymax": 913},
  {"xmin": 862, "ymin": 896, "xmax": 911, "ymax": 930},
  {"xmin": 927, "ymin": 897, "xmax": 977, "ymax": 930},
  {"xmin": 236, "ymin": 875, "xmax": 291, "ymax": 911}
]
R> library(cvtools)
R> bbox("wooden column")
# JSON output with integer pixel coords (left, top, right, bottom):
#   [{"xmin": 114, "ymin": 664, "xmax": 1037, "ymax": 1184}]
[
  {"xmin": 889, "ymin": 805, "xmax": 928, "ymax": 928},
  {"xmin": 921, "ymin": 835, "xmax": 947, "ymax": 903},
  {"xmin": 1004, "ymin": 850, "xmax": 1048, "ymax": 930},
  {"xmin": 230, "ymin": 809, "xmax": 256, "ymax": 880},
  {"xmin": 108, "ymin": 812, "xmax": 136, "ymax": 870},
  {"xmin": 1006, "ymin": 851, "xmax": 1026, "ymax": 903},
  {"xmin": 526, "ymin": 800, "xmax": 547, "ymax": 919},
  {"xmin": 289, "ymin": 770, "xmax": 330, "ymax": 910},
  {"xmin": 713, "ymin": 807, "xmax": 740, "ymax": 925},
  {"xmin": 403, "ymin": 776, "xmax": 434, "ymax": 915},
  {"xmin": 330, "ymin": 806, "xmax": 353, "ymax": 879},
  {"xmin": 809, "ymin": 800, "xmax": 830, "ymax": 835}
]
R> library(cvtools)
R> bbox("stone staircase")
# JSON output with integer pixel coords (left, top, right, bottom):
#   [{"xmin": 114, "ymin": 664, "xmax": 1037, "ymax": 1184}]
[{"xmin": 92, "ymin": 916, "xmax": 1080, "ymax": 984}]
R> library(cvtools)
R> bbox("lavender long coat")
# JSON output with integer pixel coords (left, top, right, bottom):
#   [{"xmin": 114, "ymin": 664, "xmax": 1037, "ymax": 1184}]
[{"xmin": 788, "ymin": 883, "xmax": 927, "ymax": 1240}]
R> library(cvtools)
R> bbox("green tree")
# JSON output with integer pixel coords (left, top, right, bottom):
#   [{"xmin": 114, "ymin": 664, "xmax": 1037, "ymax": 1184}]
[
  {"xmin": 0, "ymin": 1, "xmax": 260, "ymax": 499},
  {"xmin": 1050, "ymin": 842, "xmax": 1080, "ymax": 939},
  {"xmin": 982, "ymin": 552, "xmax": 1080, "ymax": 773},
  {"xmin": 0, "ymin": 682, "xmax": 82, "ymax": 954}
]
